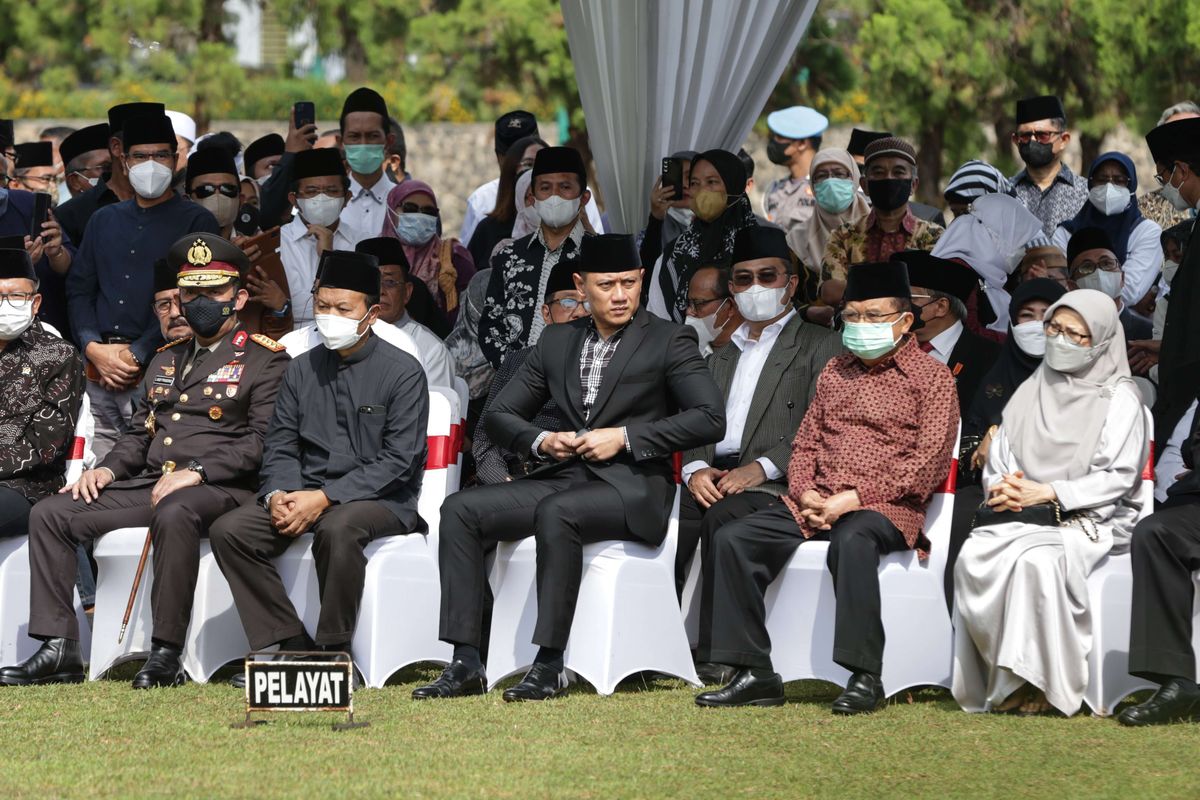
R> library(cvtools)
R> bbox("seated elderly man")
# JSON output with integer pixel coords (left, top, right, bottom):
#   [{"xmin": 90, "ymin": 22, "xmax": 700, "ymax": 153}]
[
  {"xmin": 472, "ymin": 259, "xmax": 587, "ymax": 485},
  {"xmin": 0, "ymin": 248, "xmax": 84, "ymax": 539},
  {"xmin": 680, "ymin": 226, "xmax": 841, "ymax": 618},
  {"xmin": 694, "ymin": 260, "xmax": 959, "ymax": 713},
  {"xmin": 898, "ymin": 250, "xmax": 1000, "ymax": 418},
  {"xmin": 1066, "ymin": 227, "xmax": 1152, "ymax": 342},
  {"xmin": 683, "ymin": 265, "xmax": 741, "ymax": 357}
]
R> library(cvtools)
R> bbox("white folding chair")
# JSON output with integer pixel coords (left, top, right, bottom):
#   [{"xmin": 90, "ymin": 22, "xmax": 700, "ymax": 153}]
[
  {"xmin": 487, "ymin": 468, "xmax": 699, "ymax": 695},
  {"xmin": 761, "ymin": 424, "xmax": 961, "ymax": 697}
]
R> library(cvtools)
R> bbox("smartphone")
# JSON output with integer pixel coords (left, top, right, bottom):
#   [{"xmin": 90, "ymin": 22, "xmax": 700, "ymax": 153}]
[
  {"xmin": 661, "ymin": 157, "xmax": 684, "ymax": 201},
  {"xmin": 293, "ymin": 101, "xmax": 315, "ymax": 130},
  {"xmin": 31, "ymin": 192, "xmax": 51, "ymax": 239},
  {"xmin": 234, "ymin": 204, "xmax": 260, "ymax": 237}
]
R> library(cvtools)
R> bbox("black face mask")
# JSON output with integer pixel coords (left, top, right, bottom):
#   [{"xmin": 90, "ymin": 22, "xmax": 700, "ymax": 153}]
[
  {"xmin": 1018, "ymin": 141, "xmax": 1056, "ymax": 168},
  {"xmin": 766, "ymin": 138, "xmax": 792, "ymax": 166},
  {"xmin": 866, "ymin": 178, "xmax": 912, "ymax": 212},
  {"xmin": 182, "ymin": 294, "xmax": 236, "ymax": 338}
]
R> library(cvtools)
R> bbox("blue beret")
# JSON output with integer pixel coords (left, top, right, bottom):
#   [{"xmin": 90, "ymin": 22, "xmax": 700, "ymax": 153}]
[{"xmin": 766, "ymin": 106, "xmax": 829, "ymax": 140}]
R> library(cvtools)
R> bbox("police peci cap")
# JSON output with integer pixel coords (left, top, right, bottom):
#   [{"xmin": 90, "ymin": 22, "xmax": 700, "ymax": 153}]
[
  {"xmin": 168, "ymin": 233, "xmax": 248, "ymax": 287},
  {"xmin": 766, "ymin": 106, "xmax": 829, "ymax": 140}
]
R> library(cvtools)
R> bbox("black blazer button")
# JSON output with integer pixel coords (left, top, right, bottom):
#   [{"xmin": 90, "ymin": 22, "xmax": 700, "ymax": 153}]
[
  {"xmin": 786, "ymin": 401, "xmax": 794, "ymax": 409},
  {"xmin": 779, "ymin": 436, "xmax": 785, "ymax": 441}
]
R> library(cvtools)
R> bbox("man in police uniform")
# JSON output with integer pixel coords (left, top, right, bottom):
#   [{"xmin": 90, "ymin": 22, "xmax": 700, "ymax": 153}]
[
  {"xmin": 0, "ymin": 233, "xmax": 290, "ymax": 689},
  {"xmin": 763, "ymin": 106, "xmax": 829, "ymax": 243}
]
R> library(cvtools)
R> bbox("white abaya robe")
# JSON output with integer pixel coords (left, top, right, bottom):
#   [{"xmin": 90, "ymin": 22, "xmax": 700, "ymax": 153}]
[{"xmin": 951, "ymin": 384, "xmax": 1148, "ymax": 715}]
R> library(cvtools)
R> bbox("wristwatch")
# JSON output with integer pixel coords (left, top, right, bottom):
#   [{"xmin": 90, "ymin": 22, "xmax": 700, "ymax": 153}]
[
  {"xmin": 270, "ymin": 300, "xmax": 292, "ymax": 318},
  {"xmin": 186, "ymin": 460, "xmax": 207, "ymax": 484}
]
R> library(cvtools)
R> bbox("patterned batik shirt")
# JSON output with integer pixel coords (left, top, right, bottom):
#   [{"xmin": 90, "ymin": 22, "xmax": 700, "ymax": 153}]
[
  {"xmin": 821, "ymin": 210, "xmax": 944, "ymax": 283},
  {"xmin": 1009, "ymin": 163, "xmax": 1089, "ymax": 237},
  {"xmin": 0, "ymin": 320, "xmax": 85, "ymax": 502}
]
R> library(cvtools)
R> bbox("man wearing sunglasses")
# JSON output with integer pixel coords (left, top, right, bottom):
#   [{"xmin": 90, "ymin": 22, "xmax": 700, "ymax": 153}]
[{"xmin": 1008, "ymin": 95, "xmax": 1089, "ymax": 237}]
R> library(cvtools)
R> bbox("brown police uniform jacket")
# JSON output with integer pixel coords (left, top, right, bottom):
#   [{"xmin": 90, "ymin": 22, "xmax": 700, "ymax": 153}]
[{"xmin": 98, "ymin": 324, "xmax": 291, "ymax": 490}]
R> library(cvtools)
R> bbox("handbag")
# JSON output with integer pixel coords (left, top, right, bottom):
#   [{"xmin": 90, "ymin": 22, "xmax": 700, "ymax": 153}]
[{"xmin": 972, "ymin": 499, "xmax": 1101, "ymax": 543}]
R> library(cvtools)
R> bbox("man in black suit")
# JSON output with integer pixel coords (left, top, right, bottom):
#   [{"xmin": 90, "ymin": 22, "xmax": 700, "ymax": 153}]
[
  {"xmin": 895, "ymin": 250, "xmax": 999, "ymax": 416},
  {"xmin": 413, "ymin": 233, "xmax": 726, "ymax": 702}
]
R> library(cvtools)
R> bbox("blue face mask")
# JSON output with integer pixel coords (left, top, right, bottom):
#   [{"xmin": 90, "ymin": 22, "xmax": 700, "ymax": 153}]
[
  {"xmin": 841, "ymin": 321, "xmax": 898, "ymax": 360},
  {"xmin": 391, "ymin": 211, "xmax": 438, "ymax": 246},
  {"xmin": 814, "ymin": 177, "xmax": 856, "ymax": 213}
]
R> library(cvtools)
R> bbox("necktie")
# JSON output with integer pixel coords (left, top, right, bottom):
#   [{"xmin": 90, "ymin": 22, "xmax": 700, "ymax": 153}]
[
  {"xmin": 919, "ymin": 341, "xmax": 935, "ymax": 354},
  {"xmin": 183, "ymin": 346, "xmax": 210, "ymax": 379}
]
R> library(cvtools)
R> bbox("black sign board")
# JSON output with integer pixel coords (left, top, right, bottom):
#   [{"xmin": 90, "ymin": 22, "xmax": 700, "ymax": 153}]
[{"xmin": 232, "ymin": 651, "xmax": 367, "ymax": 731}]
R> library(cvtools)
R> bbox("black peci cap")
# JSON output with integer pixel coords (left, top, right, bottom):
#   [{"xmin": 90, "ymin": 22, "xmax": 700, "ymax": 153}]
[
  {"xmin": 577, "ymin": 233, "xmax": 639, "ymax": 273},
  {"xmin": 844, "ymin": 261, "xmax": 912, "ymax": 303},
  {"xmin": 315, "ymin": 250, "xmax": 381, "ymax": 297}
]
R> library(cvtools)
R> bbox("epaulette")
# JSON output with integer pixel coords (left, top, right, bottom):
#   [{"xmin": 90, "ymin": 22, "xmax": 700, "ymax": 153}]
[
  {"xmin": 250, "ymin": 333, "xmax": 286, "ymax": 353},
  {"xmin": 156, "ymin": 336, "xmax": 192, "ymax": 353}
]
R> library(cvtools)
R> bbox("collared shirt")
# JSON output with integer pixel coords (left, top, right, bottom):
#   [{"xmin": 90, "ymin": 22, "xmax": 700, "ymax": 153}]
[
  {"xmin": 338, "ymin": 171, "xmax": 397, "ymax": 246},
  {"xmin": 66, "ymin": 194, "xmax": 220, "ymax": 364},
  {"xmin": 783, "ymin": 335, "xmax": 959, "ymax": 554},
  {"xmin": 280, "ymin": 318, "xmax": 423, "ymax": 366},
  {"xmin": 579, "ymin": 323, "xmax": 627, "ymax": 420},
  {"xmin": 396, "ymin": 312, "xmax": 456, "ymax": 389},
  {"xmin": 181, "ymin": 339, "xmax": 222, "ymax": 379},
  {"xmin": 923, "ymin": 320, "xmax": 963, "ymax": 366},
  {"xmin": 460, "ymin": 177, "xmax": 605, "ymax": 245},
  {"xmin": 279, "ymin": 214, "xmax": 356, "ymax": 328},
  {"xmin": 821, "ymin": 209, "xmax": 943, "ymax": 283},
  {"xmin": 682, "ymin": 310, "xmax": 794, "ymax": 485},
  {"xmin": 763, "ymin": 176, "xmax": 816, "ymax": 239},
  {"xmin": 1009, "ymin": 162, "xmax": 1089, "ymax": 237},
  {"xmin": 0, "ymin": 320, "xmax": 85, "ymax": 501}
]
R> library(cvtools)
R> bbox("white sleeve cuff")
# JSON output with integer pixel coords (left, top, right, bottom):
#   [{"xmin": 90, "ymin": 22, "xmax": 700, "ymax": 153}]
[
  {"xmin": 681, "ymin": 460, "xmax": 710, "ymax": 485},
  {"xmin": 531, "ymin": 431, "xmax": 550, "ymax": 459},
  {"xmin": 756, "ymin": 456, "xmax": 784, "ymax": 481}
]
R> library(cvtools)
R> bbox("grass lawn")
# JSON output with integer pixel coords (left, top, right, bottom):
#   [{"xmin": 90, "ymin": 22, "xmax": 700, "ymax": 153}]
[{"xmin": 2, "ymin": 665, "xmax": 1198, "ymax": 799}]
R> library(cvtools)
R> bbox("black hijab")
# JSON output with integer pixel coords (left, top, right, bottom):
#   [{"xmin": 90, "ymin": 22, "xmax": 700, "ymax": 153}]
[{"xmin": 965, "ymin": 278, "xmax": 1067, "ymax": 435}]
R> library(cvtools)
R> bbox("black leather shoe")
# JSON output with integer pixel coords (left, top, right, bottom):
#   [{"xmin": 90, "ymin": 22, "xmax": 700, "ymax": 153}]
[
  {"xmin": 0, "ymin": 638, "xmax": 84, "ymax": 686},
  {"xmin": 502, "ymin": 662, "xmax": 568, "ymax": 702},
  {"xmin": 412, "ymin": 660, "xmax": 488, "ymax": 699},
  {"xmin": 695, "ymin": 668, "xmax": 784, "ymax": 707},
  {"xmin": 831, "ymin": 671, "xmax": 885, "ymax": 715},
  {"xmin": 1118, "ymin": 679, "xmax": 1200, "ymax": 727},
  {"xmin": 695, "ymin": 662, "xmax": 738, "ymax": 686},
  {"xmin": 132, "ymin": 644, "xmax": 185, "ymax": 689}
]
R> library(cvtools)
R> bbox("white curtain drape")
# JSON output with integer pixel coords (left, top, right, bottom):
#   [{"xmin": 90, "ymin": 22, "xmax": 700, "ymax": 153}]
[{"xmin": 562, "ymin": 0, "xmax": 819, "ymax": 235}]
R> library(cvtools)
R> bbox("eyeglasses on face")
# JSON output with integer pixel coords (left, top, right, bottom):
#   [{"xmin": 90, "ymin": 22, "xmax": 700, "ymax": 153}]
[
  {"xmin": 840, "ymin": 309, "xmax": 904, "ymax": 324},
  {"xmin": 1043, "ymin": 319, "xmax": 1091, "ymax": 345},
  {"xmin": 1072, "ymin": 257, "xmax": 1120, "ymax": 277},
  {"xmin": 191, "ymin": 182, "xmax": 239, "ymax": 199},
  {"xmin": 731, "ymin": 268, "xmax": 786, "ymax": 287},
  {"xmin": 1013, "ymin": 130, "xmax": 1062, "ymax": 144},
  {"xmin": 400, "ymin": 201, "xmax": 438, "ymax": 216},
  {"xmin": 126, "ymin": 150, "xmax": 176, "ymax": 165},
  {"xmin": 0, "ymin": 292, "xmax": 35, "ymax": 307},
  {"xmin": 295, "ymin": 185, "xmax": 345, "ymax": 199},
  {"xmin": 811, "ymin": 168, "xmax": 853, "ymax": 182},
  {"xmin": 685, "ymin": 296, "xmax": 724, "ymax": 313},
  {"xmin": 547, "ymin": 297, "xmax": 584, "ymax": 311},
  {"xmin": 152, "ymin": 297, "xmax": 182, "ymax": 314},
  {"xmin": 380, "ymin": 278, "xmax": 407, "ymax": 290}
]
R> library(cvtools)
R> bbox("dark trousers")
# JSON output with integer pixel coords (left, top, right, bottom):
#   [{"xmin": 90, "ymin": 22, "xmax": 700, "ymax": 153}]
[
  {"xmin": 0, "ymin": 486, "xmax": 33, "ymax": 538},
  {"xmin": 27, "ymin": 484, "xmax": 250, "ymax": 645},
  {"xmin": 1129, "ymin": 500, "xmax": 1200, "ymax": 682},
  {"xmin": 676, "ymin": 490, "xmax": 774, "ymax": 597},
  {"xmin": 697, "ymin": 503, "xmax": 907, "ymax": 675},
  {"xmin": 944, "ymin": 483, "xmax": 984, "ymax": 613},
  {"xmin": 438, "ymin": 462, "xmax": 639, "ymax": 651},
  {"xmin": 209, "ymin": 500, "xmax": 403, "ymax": 650}
]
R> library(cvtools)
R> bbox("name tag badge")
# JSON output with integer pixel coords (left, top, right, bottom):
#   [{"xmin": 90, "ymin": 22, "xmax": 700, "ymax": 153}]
[{"xmin": 153, "ymin": 375, "xmax": 174, "ymax": 386}]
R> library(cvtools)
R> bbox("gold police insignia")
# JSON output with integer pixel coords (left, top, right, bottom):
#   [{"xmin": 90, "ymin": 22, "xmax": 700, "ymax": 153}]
[{"xmin": 187, "ymin": 239, "xmax": 213, "ymax": 266}]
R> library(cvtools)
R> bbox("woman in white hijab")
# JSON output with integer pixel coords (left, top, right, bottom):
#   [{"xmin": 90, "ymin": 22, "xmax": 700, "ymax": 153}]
[
  {"xmin": 952, "ymin": 289, "xmax": 1149, "ymax": 716},
  {"xmin": 932, "ymin": 193, "xmax": 1043, "ymax": 333}
]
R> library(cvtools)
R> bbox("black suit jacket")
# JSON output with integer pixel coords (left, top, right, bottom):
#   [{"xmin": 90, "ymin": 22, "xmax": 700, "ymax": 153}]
[
  {"xmin": 486, "ymin": 307, "xmax": 726, "ymax": 544},
  {"xmin": 946, "ymin": 327, "xmax": 1001, "ymax": 419}
]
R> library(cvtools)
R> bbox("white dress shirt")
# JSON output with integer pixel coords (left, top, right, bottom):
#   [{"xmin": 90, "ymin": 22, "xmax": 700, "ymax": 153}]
[
  {"xmin": 280, "ymin": 320, "xmax": 423, "ymax": 368},
  {"xmin": 338, "ymin": 171, "xmax": 398, "ymax": 246},
  {"xmin": 279, "ymin": 215, "xmax": 356, "ymax": 328},
  {"xmin": 459, "ymin": 177, "xmax": 605, "ymax": 244},
  {"xmin": 681, "ymin": 310, "xmax": 795, "ymax": 485},
  {"xmin": 924, "ymin": 319, "xmax": 964, "ymax": 366},
  {"xmin": 396, "ymin": 312, "xmax": 456, "ymax": 389}
]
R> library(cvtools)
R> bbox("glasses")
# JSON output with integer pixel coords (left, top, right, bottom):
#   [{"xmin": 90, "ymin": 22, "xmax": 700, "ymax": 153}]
[
  {"xmin": 380, "ymin": 278, "xmax": 406, "ymax": 290},
  {"xmin": 191, "ymin": 182, "xmax": 239, "ymax": 199},
  {"xmin": 400, "ymin": 201, "xmax": 439, "ymax": 216},
  {"xmin": 1153, "ymin": 164, "xmax": 1178, "ymax": 187},
  {"xmin": 731, "ymin": 269, "xmax": 785, "ymax": 287},
  {"xmin": 1090, "ymin": 175, "xmax": 1131, "ymax": 188},
  {"xmin": 126, "ymin": 150, "xmax": 176, "ymax": 165},
  {"xmin": 685, "ymin": 296, "xmax": 724, "ymax": 313},
  {"xmin": 295, "ymin": 185, "xmax": 345, "ymax": 199},
  {"xmin": 73, "ymin": 164, "xmax": 109, "ymax": 178},
  {"xmin": 152, "ymin": 297, "xmax": 181, "ymax": 314},
  {"xmin": 812, "ymin": 168, "xmax": 852, "ymax": 182},
  {"xmin": 841, "ymin": 309, "xmax": 904, "ymax": 324},
  {"xmin": 1044, "ymin": 319, "xmax": 1091, "ymax": 346},
  {"xmin": 1013, "ymin": 130, "xmax": 1063, "ymax": 144},
  {"xmin": 1073, "ymin": 257, "xmax": 1120, "ymax": 277},
  {"xmin": 18, "ymin": 174, "xmax": 59, "ymax": 189},
  {"xmin": 548, "ymin": 298, "xmax": 584, "ymax": 311},
  {"xmin": 0, "ymin": 293, "xmax": 34, "ymax": 307}
]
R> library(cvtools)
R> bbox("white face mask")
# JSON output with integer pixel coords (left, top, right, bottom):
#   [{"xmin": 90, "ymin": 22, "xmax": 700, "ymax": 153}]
[
  {"xmin": 733, "ymin": 284, "xmax": 789, "ymax": 322},
  {"xmin": 128, "ymin": 160, "xmax": 173, "ymax": 200},
  {"xmin": 1088, "ymin": 183, "xmax": 1131, "ymax": 216},
  {"xmin": 535, "ymin": 195, "xmax": 581, "ymax": 229},
  {"xmin": 1044, "ymin": 334, "xmax": 1100, "ymax": 373},
  {"xmin": 314, "ymin": 312, "xmax": 369, "ymax": 351},
  {"xmin": 0, "ymin": 300, "xmax": 34, "ymax": 341},
  {"xmin": 683, "ymin": 298, "xmax": 728, "ymax": 352},
  {"xmin": 1159, "ymin": 165, "xmax": 1193, "ymax": 212},
  {"xmin": 1162, "ymin": 259, "xmax": 1180, "ymax": 286},
  {"xmin": 297, "ymin": 194, "xmax": 343, "ymax": 227},
  {"xmin": 197, "ymin": 193, "xmax": 239, "ymax": 228},
  {"xmin": 1076, "ymin": 268, "xmax": 1123, "ymax": 299},
  {"xmin": 667, "ymin": 206, "xmax": 696, "ymax": 227},
  {"xmin": 1010, "ymin": 319, "xmax": 1046, "ymax": 356}
]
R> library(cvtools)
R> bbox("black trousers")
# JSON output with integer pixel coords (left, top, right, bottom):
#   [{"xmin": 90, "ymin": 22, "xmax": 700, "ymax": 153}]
[
  {"xmin": 676, "ymin": 490, "xmax": 774, "ymax": 597},
  {"xmin": 1129, "ymin": 500, "xmax": 1200, "ymax": 682},
  {"xmin": 27, "ymin": 484, "xmax": 250, "ymax": 645},
  {"xmin": 438, "ymin": 462, "xmax": 639, "ymax": 651},
  {"xmin": 0, "ymin": 486, "xmax": 34, "ymax": 538},
  {"xmin": 944, "ymin": 483, "xmax": 984, "ymax": 614},
  {"xmin": 697, "ymin": 503, "xmax": 907, "ymax": 675},
  {"xmin": 209, "ymin": 500, "xmax": 404, "ymax": 651}
]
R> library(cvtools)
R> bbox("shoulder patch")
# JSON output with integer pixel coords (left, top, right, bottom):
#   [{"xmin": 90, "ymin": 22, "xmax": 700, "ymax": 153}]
[
  {"xmin": 250, "ymin": 333, "xmax": 286, "ymax": 353},
  {"xmin": 156, "ymin": 336, "xmax": 192, "ymax": 353}
]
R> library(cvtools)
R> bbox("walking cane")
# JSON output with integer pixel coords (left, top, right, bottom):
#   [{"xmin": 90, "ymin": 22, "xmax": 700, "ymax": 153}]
[{"xmin": 118, "ymin": 528, "xmax": 153, "ymax": 643}]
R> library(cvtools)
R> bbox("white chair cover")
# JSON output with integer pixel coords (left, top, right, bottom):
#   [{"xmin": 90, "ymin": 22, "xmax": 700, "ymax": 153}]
[{"xmin": 0, "ymin": 536, "xmax": 92, "ymax": 667}]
